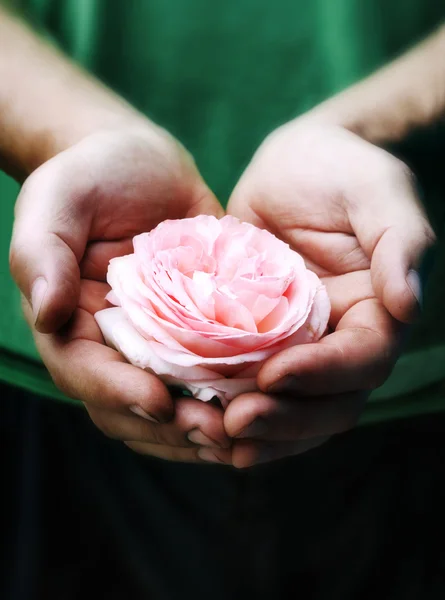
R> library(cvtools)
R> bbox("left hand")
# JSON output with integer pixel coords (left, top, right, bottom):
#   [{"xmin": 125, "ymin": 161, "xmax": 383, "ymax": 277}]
[{"xmin": 225, "ymin": 120, "xmax": 435, "ymax": 468}]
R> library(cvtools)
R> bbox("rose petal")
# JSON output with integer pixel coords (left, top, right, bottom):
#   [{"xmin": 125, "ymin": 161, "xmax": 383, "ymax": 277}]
[{"xmin": 97, "ymin": 215, "xmax": 331, "ymax": 405}]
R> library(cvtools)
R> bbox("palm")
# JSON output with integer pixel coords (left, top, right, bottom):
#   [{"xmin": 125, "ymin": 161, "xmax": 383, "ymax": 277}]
[
  {"xmin": 68, "ymin": 130, "xmax": 221, "ymax": 358},
  {"xmin": 54, "ymin": 129, "xmax": 217, "ymax": 242},
  {"xmin": 248, "ymin": 197, "xmax": 369, "ymax": 278},
  {"xmin": 228, "ymin": 124, "xmax": 397, "ymax": 353}
]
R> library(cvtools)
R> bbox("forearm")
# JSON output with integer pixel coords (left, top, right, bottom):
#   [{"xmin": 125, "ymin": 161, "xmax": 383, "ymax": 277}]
[
  {"xmin": 0, "ymin": 6, "xmax": 149, "ymax": 179},
  {"xmin": 306, "ymin": 24, "xmax": 445, "ymax": 145}
]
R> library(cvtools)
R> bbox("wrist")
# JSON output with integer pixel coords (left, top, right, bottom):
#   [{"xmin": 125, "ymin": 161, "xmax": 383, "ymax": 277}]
[
  {"xmin": 0, "ymin": 7, "xmax": 171, "ymax": 179},
  {"xmin": 298, "ymin": 24, "xmax": 445, "ymax": 147},
  {"xmin": 4, "ymin": 105, "xmax": 168, "ymax": 180},
  {"xmin": 295, "ymin": 94, "xmax": 415, "ymax": 146},
  {"xmin": 302, "ymin": 90, "xmax": 443, "ymax": 147}
]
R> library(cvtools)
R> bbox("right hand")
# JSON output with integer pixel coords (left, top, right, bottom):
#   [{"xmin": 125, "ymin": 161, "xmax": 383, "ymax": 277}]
[
  {"xmin": 10, "ymin": 125, "xmax": 231, "ymax": 463},
  {"xmin": 225, "ymin": 120, "xmax": 434, "ymax": 467}
]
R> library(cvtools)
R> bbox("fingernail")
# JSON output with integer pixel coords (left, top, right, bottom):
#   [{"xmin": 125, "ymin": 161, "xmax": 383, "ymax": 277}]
[
  {"xmin": 268, "ymin": 375, "xmax": 299, "ymax": 394},
  {"xmin": 406, "ymin": 269, "xmax": 422, "ymax": 308},
  {"xmin": 187, "ymin": 429, "xmax": 222, "ymax": 449},
  {"xmin": 129, "ymin": 405, "xmax": 161, "ymax": 424},
  {"xmin": 31, "ymin": 277, "xmax": 48, "ymax": 325},
  {"xmin": 235, "ymin": 418, "xmax": 268, "ymax": 439},
  {"xmin": 198, "ymin": 448, "xmax": 228, "ymax": 464}
]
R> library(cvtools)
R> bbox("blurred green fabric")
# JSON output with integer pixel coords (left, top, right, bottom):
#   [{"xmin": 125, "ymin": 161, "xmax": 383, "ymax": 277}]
[{"xmin": 1, "ymin": 0, "xmax": 444, "ymax": 423}]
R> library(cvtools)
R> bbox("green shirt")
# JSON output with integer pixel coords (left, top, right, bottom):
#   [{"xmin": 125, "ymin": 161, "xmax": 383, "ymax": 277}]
[{"xmin": 1, "ymin": 0, "xmax": 445, "ymax": 424}]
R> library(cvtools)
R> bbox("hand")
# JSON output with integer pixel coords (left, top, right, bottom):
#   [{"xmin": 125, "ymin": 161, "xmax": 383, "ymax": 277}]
[
  {"xmin": 226, "ymin": 121, "xmax": 435, "ymax": 468},
  {"xmin": 11, "ymin": 126, "xmax": 231, "ymax": 462}
]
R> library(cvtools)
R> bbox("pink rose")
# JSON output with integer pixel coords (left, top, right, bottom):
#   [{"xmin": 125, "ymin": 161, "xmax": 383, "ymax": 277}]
[{"xmin": 95, "ymin": 215, "xmax": 330, "ymax": 406}]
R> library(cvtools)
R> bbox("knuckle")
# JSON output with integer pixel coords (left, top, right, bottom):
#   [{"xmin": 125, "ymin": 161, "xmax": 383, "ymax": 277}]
[
  {"xmin": 89, "ymin": 412, "xmax": 119, "ymax": 440},
  {"xmin": 100, "ymin": 424, "xmax": 120, "ymax": 441},
  {"xmin": 14, "ymin": 175, "xmax": 35, "ymax": 216},
  {"xmin": 48, "ymin": 357, "xmax": 88, "ymax": 402},
  {"xmin": 421, "ymin": 221, "xmax": 437, "ymax": 248},
  {"xmin": 394, "ymin": 159, "xmax": 415, "ymax": 182},
  {"xmin": 14, "ymin": 169, "xmax": 51, "ymax": 218},
  {"xmin": 171, "ymin": 446, "xmax": 197, "ymax": 462},
  {"xmin": 48, "ymin": 368, "xmax": 73, "ymax": 398},
  {"xmin": 376, "ymin": 156, "xmax": 417, "ymax": 195},
  {"xmin": 147, "ymin": 422, "xmax": 164, "ymax": 445},
  {"xmin": 124, "ymin": 441, "xmax": 142, "ymax": 455},
  {"xmin": 384, "ymin": 156, "xmax": 414, "ymax": 185},
  {"xmin": 8, "ymin": 241, "xmax": 25, "ymax": 284}
]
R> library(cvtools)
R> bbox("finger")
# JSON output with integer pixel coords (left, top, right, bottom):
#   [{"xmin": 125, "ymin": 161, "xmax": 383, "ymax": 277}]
[
  {"xmin": 259, "ymin": 298, "xmax": 401, "ymax": 395},
  {"xmin": 277, "ymin": 229, "xmax": 370, "ymax": 275},
  {"xmin": 348, "ymin": 161, "xmax": 435, "ymax": 323},
  {"xmin": 231, "ymin": 436, "xmax": 329, "ymax": 469},
  {"xmin": 78, "ymin": 279, "xmax": 111, "ymax": 314},
  {"xmin": 86, "ymin": 396, "xmax": 231, "ymax": 448},
  {"xmin": 10, "ymin": 157, "xmax": 94, "ymax": 333},
  {"xmin": 370, "ymin": 224, "xmax": 434, "ymax": 323},
  {"xmin": 125, "ymin": 441, "xmax": 232, "ymax": 464},
  {"xmin": 22, "ymin": 296, "xmax": 174, "ymax": 423},
  {"xmin": 224, "ymin": 391, "xmax": 366, "ymax": 441},
  {"xmin": 80, "ymin": 239, "xmax": 134, "ymax": 280},
  {"xmin": 321, "ymin": 270, "xmax": 375, "ymax": 327},
  {"xmin": 125, "ymin": 442, "xmax": 201, "ymax": 462}
]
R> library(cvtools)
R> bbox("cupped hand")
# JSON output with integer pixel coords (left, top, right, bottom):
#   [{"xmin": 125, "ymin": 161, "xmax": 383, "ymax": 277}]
[
  {"xmin": 11, "ymin": 126, "xmax": 231, "ymax": 462},
  {"xmin": 226, "ymin": 121, "xmax": 435, "ymax": 468}
]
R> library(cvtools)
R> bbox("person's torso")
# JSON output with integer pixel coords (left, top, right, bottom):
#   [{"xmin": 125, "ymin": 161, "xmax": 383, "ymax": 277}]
[{"xmin": 1, "ymin": 0, "xmax": 444, "ymax": 420}]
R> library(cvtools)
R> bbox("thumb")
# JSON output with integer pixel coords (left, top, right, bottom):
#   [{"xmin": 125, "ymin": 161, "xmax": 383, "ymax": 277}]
[
  {"xmin": 350, "ymin": 163, "xmax": 435, "ymax": 323},
  {"xmin": 370, "ymin": 224, "xmax": 435, "ymax": 323},
  {"xmin": 10, "ymin": 160, "xmax": 92, "ymax": 333}
]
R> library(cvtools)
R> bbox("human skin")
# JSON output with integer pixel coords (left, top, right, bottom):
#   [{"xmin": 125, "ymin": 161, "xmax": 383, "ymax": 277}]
[
  {"xmin": 1, "ymin": 6, "xmax": 232, "ymax": 461},
  {"xmin": 1, "ymin": 5, "xmax": 442, "ymax": 465},
  {"xmin": 221, "ymin": 26, "xmax": 444, "ymax": 467}
]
